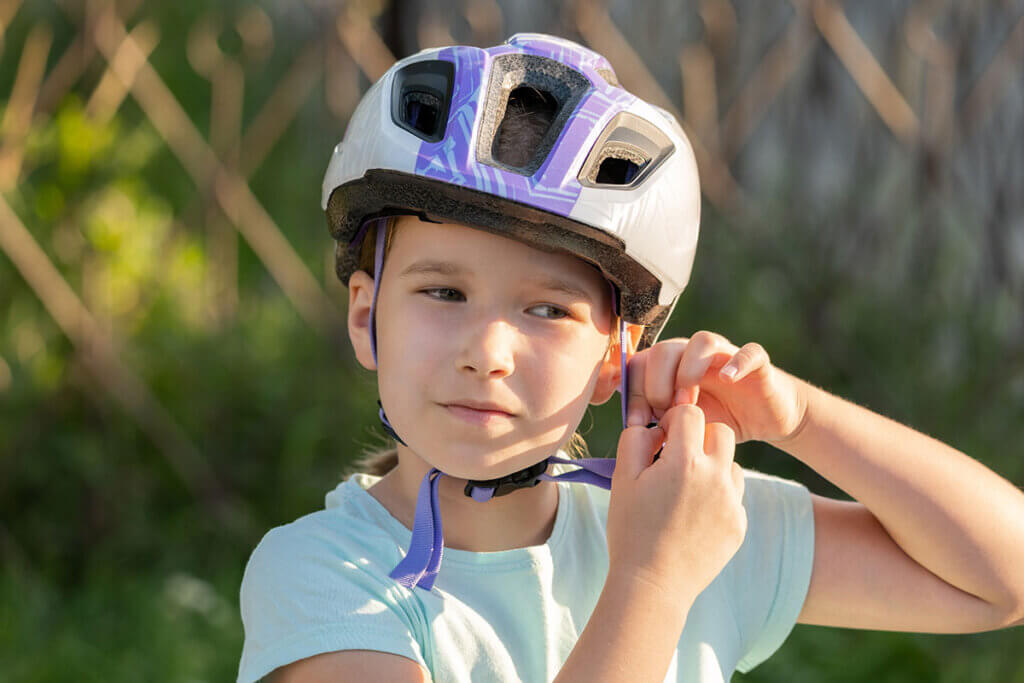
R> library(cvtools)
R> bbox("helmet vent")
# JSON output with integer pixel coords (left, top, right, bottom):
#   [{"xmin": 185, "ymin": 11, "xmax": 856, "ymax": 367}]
[
  {"xmin": 578, "ymin": 112, "xmax": 675, "ymax": 189},
  {"xmin": 403, "ymin": 91, "xmax": 440, "ymax": 137},
  {"xmin": 492, "ymin": 87, "xmax": 558, "ymax": 168},
  {"xmin": 476, "ymin": 53, "xmax": 590, "ymax": 176},
  {"xmin": 596, "ymin": 156, "xmax": 643, "ymax": 185},
  {"xmin": 391, "ymin": 60, "xmax": 454, "ymax": 143}
]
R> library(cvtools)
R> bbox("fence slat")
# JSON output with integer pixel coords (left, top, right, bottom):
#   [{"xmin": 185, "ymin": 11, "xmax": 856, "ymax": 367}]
[
  {"xmin": 92, "ymin": 8, "xmax": 344, "ymax": 335},
  {"xmin": 0, "ymin": 24, "xmax": 51, "ymax": 190},
  {"xmin": 812, "ymin": 0, "xmax": 920, "ymax": 143},
  {"xmin": 0, "ymin": 196, "xmax": 243, "ymax": 526}
]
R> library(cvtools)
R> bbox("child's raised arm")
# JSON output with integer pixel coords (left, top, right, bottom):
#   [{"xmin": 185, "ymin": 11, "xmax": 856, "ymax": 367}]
[
  {"xmin": 770, "ymin": 378, "xmax": 1024, "ymax": 631},
  {"xmin": 629, "ymin": 330, "xmax": 1024, "ymax": 633}
]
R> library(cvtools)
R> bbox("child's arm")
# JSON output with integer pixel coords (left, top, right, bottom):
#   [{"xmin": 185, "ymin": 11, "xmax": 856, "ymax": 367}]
[
  {"xmin": 267, "ymin": 650, "xmax": 431, "ymax": 682},
  {"xmin": 557, "ymin": 403, "xmax": 746, "ymax": 681},
  {"xmin": 554, "ymin": 569, "xmax": 698, "ymax": 683},
  {"xmin": 770, "ymin": 377, "xmax": 1024, "ymax": 631},
  {"xmin": 625, "ymin": 331, "xmax": 1024, "ymax": 633}
]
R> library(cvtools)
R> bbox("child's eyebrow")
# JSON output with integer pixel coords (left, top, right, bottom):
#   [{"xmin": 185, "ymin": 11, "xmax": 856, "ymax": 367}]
[
  {"xmin": 527, "ymin": 277, "xmax": 594, "ymax": 303},
  {"xmin": 399, "ymin": 259, "xmax": 465, "ymax": 278},
  {"xmin": 399, "ymin": 259, "xmax": 594, "ymax": 302}
]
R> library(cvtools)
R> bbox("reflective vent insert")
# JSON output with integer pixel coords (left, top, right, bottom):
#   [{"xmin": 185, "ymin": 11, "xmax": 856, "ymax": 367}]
[
  {"xmin": 578, "ymin": 111, "xmax": 675, "ymax": 189},
  {"xmin": 391, "ymin": 60, "xmax": 454, "ymax": 142},
  {"xmin": 403, "ymin": 91, "xmax": 440, "ymax": 137}
]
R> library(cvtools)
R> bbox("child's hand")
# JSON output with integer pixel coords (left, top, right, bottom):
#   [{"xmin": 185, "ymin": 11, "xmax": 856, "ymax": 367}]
[
  {"xmin": 625, "ymin": 331, "xmax": 807, "ymax": 444},
  {"xmin": 607, "ymin": 404, "xmax": 746, "ymax": 603}
]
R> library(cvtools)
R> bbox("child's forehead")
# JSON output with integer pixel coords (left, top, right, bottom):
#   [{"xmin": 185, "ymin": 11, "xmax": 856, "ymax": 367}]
[
  {"xmin": 393, "ymin": 216, "xmax": 529, "ymax": 252},
  {"xmin": 390, "ymin": 217, "xmax": 609, "ymax": 289}
]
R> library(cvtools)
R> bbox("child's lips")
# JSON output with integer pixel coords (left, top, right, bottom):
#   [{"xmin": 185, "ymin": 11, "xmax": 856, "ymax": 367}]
[{"xmin": 443, "ymin": 403, "xmax": 516, "ymax": 425}]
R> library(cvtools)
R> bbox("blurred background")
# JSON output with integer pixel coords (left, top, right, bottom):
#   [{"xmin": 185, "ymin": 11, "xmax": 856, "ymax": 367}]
[{"xmin": 1, "ymin": 0, "xmax": 1022, "ymax": 680}]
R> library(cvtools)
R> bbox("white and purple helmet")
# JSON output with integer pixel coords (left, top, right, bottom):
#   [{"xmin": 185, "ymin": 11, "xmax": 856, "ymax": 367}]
[{"xmin": 322, "ymin": 33, "xmax": 701, "ymax": 350}]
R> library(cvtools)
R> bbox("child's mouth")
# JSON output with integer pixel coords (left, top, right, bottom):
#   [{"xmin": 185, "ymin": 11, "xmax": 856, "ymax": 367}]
[{"xmin": 443, "ymin": 403, "xmax": 515, "ymax": 425}]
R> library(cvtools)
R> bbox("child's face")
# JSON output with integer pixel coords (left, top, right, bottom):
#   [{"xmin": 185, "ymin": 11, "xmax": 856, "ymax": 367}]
[{"xmin": 347, "ymin": 216, "xmax": 625, "ymax": 479}]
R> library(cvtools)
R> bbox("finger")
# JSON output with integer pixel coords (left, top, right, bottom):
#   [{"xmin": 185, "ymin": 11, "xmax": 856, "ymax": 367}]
[
  {"xmin": 657, "ymin": 403, "xmax": 706, "ymax": 465},
  {"xmin": 719, "ymin": 342, "xmax": 770, "ymax": 383},
  {"xmin": 643, "ymin": 339, "xmax": 688, "ymax": 413},
  {"xmin": 614, "ymin": 424, "xmax": 667, "ymax": 481},
  {"xmin": 675, "ymin": 384, "xmax": 700, "ymax": 408},
  {"xmin": 703, "ymin": 422, "xmax": 737, "ymax": 465},
  {"xmin": 675, "ymin": 331, "xmax": 736, "ymax": 401},
  {"xmin": 625, "ymin": 350, "xmax": 653, "ymax": 427},
  {"xmin": 731, "ymin": 461, "xmax": 746, "ymax": 502}
]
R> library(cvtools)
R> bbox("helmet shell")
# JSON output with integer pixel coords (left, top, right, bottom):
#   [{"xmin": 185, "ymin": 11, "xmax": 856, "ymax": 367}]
[{"xmin": 322, "ymin": 33, "xmax": 700, "ymax": 349}]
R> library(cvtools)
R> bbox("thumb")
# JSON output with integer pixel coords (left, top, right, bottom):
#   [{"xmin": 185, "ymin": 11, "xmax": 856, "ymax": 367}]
[{"xmin": 614, "ymin": 425, "xmax": 666, "ymax": 482}]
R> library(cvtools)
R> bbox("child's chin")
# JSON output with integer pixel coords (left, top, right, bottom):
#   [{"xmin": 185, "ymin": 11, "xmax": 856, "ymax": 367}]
[{"xmin": 422, "ymin": 445, "xmax": 554, "ymax": 481}]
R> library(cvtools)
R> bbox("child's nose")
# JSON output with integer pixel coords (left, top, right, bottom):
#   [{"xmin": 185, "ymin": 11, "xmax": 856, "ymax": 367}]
[{"xmin": 457, "ymin": 318, "xmax": 516, "ymax": 378}]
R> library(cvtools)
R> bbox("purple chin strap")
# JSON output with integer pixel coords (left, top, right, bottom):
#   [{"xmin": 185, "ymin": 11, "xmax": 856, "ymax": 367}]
[{"xmin": 361, "ymin": 218, "xmax": 629, "ymax": 591}]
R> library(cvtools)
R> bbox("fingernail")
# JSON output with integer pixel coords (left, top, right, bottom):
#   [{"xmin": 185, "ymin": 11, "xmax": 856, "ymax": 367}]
[
  {"xmin": 721, "ymin": 365, "xmax": 737, "ymax": 380},
  {"xmin": 627, "ymin": 409, "xmax": 643, "ymax": 427},
  {"xmin": 673, "ymin": 388, "xmax": 688, "ymax": 405}
]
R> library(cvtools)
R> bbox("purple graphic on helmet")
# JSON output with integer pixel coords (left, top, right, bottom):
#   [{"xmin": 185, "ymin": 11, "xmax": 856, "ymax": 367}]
[{"xmin": 413, "ymin": 36, "xmax": 637, "ymax": 218}]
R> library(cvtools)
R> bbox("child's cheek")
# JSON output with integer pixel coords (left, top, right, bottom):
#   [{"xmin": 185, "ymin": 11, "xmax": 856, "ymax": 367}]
[
  {"xmin": 400, "ymin": 317, "xmax": 459, "ymax": 389},
  {"xmin": 527, "ymin": 337, "xmax": 601, "ymax": 400},
  {"xmin": 378, "ymin": 297, "xmax": 444, "ymax": 378}
]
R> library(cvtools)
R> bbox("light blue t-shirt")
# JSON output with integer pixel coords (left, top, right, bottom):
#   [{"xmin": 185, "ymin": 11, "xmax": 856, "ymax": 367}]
[{"xmin": 238, "ymin": 463, "xmax": 814, "ymax": 682}]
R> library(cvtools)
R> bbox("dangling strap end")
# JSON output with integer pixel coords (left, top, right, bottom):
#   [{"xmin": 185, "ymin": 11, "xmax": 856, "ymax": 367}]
[{"xmin": 388, "ymin": 469, "xmax": 445, "ymax": 592}]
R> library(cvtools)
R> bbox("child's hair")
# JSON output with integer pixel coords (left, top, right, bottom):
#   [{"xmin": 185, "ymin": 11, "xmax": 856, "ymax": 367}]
[{"xmin": 351, "ymin": 88, "xmax": 620, "ymax": 476}]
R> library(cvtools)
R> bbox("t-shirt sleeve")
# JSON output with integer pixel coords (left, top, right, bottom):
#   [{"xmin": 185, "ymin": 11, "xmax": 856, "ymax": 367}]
[
  {"xmin": 237, "ymin": 523, "xmax": 428, "ymax": 683},
  {"xmin": 730, "ymin": 469, "xmax": 815, "ymax": 674}
]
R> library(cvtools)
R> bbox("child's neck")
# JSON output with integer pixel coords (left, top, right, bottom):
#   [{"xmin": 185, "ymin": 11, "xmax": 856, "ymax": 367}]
[{"xmin": 367, "ymin": 458, "xmax": 560, "ymax": 553}]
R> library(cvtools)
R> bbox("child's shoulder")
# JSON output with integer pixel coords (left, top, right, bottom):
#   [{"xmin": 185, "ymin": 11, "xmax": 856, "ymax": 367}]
[
  {"xmin": 237, "ymin": 476, "xmax": 428, "ymax": 683},
  {"xmin": 243, "ymin": 474, "xmax": 407, "ymax": 584}
]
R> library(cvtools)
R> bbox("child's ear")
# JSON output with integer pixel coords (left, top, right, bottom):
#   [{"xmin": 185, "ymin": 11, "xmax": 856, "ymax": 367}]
[
  {"xmin": 590, "ymin": 323, "xmax": 644, "ymax": 406},
  {"xmin": 347, "ymin": 270, "xmax": 378, "ymax": 371}
]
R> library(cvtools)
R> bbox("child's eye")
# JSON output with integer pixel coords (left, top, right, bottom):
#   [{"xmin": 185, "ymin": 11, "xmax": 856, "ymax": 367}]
[
  {"xmin": 421, "ymin": 287, "xmax": 465, "ymax": 302},
  {"xmin": 529, "ymin": 304, "xmax": 569, "ymax": 320},
  {"xmin": 420, "ymin": 289, "xmax": 567, "ymax": 320}
]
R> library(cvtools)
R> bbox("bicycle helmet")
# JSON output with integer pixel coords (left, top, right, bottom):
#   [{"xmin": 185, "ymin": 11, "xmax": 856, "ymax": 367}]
[{"xmin": 323, "ymin": 33, "xmax": 701, "ymax": 590}]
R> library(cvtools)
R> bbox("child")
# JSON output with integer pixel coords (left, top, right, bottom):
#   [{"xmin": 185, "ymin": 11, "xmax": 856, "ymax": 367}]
[{"xmin": 237, "ymin": 34, "xmax": 1024, "ymax": 682}]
